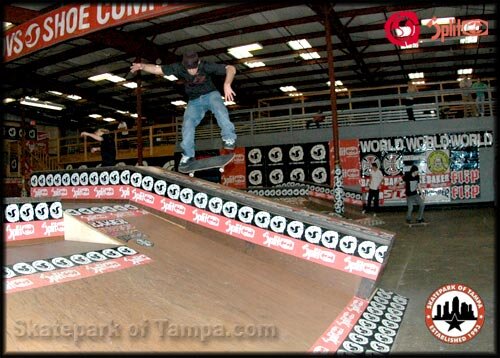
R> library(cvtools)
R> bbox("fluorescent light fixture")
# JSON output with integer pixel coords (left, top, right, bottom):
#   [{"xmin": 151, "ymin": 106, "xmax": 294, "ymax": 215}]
[
  {"xmin": 224, "ymin": 100, "xmax": 236, "ymax": 106},
  {"xmin": 335, "ymin": 87, "xmax": 348, "ymax": 92},
  {"xmin": 409, "ymin": 72, "xmax": 424, "ymax": 79},
  {"xmin": 458, "ymin": 68, "xmax": 473, "ymax": 75},
  {"xmin": 20, "ymin": 97, "xmax": 65, "ymax": 111},
  {"xmin": 460, "ymin": 36, "xmax": 478, "ymax": 44},
  {"xmin": 48, "ymin": 90, "xmax": 63, "ymax": 96},
  {"xmin": 300, "ymin": 52, "xmax": 320, "ymax": 60},
  {"xmin": 122, "ymin": 82, "xmax": 138, "ymax": 89},
  {"xmin": 421, "ymin": 17, "xmax": 455, "ymax": 26},
  {"xmin": 400, "ymin": 43, "xmax": 419, "ymax": 49},
  {"xmin": 227, "ymin": 43, "xmax": 263, "ymax": 59},
  {"xmin": 130, "ymin": 113, "xmax": 138, "ymax": 118},
  {"xmin": 89, "ymin": 114, "xmax": 102, "ymax": 118},
  {"xmin": 88, "ymin": 73, "xmax": 125, "ymax": 83},
  {"xmin": 103, "ymin": 117, "xmax": 116, "ymax": 122},
  {"xmin": 164, "ymin": 75, "xmax": 178, "ymax": 81},
  {"xmin": 326, "ymin": 80, "xmax": 344, "ymax": 86},
  {"xmin": 116, "ymin": 110, "xmax": 128, "ymax": 114},
  {"xmin": 67, "ymin": 94, "xmax": 82, "ymax": 100},
  {"xmin": 3, "ymin": 98, "xmax": 16, "ymax": 104},
  {"xmin": 171, "ymin": 100, "xmax": 187, "ymax": 106},
  {"xmin": 287, "ymin": 39, "xmax": 312, "ymax": 50},
  {"xmin": 244, "ymin": 61, "xmax": 266, "ymax": 68},
  {"xmin": 288, "ymin": 92, "xmax": 303, "ymax": 97},
  {"xmin": 412, "ymin": 80, "xmax": 425, "ymax": 85},
  {"xmin": 280, "ymin": 86, "xmax": 297, "ymax": 92}
]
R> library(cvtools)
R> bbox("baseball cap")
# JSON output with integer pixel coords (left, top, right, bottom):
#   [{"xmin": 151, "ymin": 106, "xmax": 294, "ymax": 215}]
[{"xmin": 182, "ymin": 51, "xmax": 199, "ymax": 69}]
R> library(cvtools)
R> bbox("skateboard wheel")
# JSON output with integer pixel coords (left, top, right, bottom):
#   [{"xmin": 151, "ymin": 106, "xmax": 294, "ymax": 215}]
[
  {"xmin": 189, "ymin": 173, "xmax": 194, "ymax": 177},
  {"xmin": 219, "ymin": 168, "xmax": 224, "ymax": 173}
]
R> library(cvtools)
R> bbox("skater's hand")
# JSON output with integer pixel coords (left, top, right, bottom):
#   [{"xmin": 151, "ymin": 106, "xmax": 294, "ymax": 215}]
[
  {"xmin": 224, "ymin": 83, "xmax": 236, "ymax": 102},
  {"xmin": 130, "ymin": 63, "xmax": 143, "ymax": 73}
]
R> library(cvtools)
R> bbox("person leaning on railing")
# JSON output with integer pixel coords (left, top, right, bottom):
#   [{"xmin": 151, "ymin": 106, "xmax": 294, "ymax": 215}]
[{"xmin": 80, "ymin": 128, "xmax": 116, "ymax": 167}]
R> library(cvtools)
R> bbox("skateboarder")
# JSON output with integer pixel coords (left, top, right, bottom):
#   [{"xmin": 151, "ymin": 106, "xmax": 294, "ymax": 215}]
[
  {"xmin": 80, "ymin": 128, "xmax": 116, "ymax": 166},
  {"xmin": 130, "ymin": 51, "xmax": 237, "ymax": 172},
  {"xmin": 399, "ymin": 165, "xmax": 425, "ymax": 224}
]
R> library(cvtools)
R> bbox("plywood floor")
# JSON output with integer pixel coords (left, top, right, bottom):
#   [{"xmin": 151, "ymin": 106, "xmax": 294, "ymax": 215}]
[{"xmin": 5, "ymin": 207, "xmax": 357, "ymax": 353}]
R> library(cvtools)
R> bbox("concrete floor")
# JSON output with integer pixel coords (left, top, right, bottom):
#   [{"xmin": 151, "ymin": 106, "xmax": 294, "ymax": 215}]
[{"xmin": 362, "ymin": 206, "xmax": 495, "ymax": 354}]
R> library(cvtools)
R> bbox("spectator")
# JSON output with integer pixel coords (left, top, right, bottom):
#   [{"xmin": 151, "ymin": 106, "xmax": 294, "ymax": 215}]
[
  {"xmin": 459, "ymin": 77, "xmax": 478, "ymax": 117},
  {"xmin": 405, "ymin": 81, "xmax": 418, "ymax": 121},
  {"xmin": 363, "ymin": 162, "xmax": 384, "ymax": 216},
  {"xmin": 397, "ymin": 165, "xmax": 425, "ymax": 223},
  {"xmin": 471, "ymin": 78, "xmax": 488, "ymax": 116},
  {"xmin": 306, "ymin": 110, "xmax": 326, "ymax": 129},
  {"xmin": 117, "ymin": 120, "xmax": 129, "ymax": 149},
  {"xmin": 80, "ymin": 128, "xmax": 116, "ymax": 166}
]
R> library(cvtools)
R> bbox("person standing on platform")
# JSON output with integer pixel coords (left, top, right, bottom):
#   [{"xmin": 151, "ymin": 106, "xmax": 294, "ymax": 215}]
[
  {"xmin": 80, "ymin": 128, "xmax": 116, "ymax": 166},
  {"xmin": 130, "ymin": 51, "xmax": 237, "ymax": 172},
  {"xmin": 459, "ymin": 77, "xmax": 478, "ymax": 117},
  {"xmin": 363, "ymin": 163, "xmax": 384, "ymax": 216},
  {"xmin": 472, "ymin": 77, "xmax": 488, "ymax": 116},
  {"xmin": 400, "ymin": 165, "xmax": 425, "ymax": 223},
  {"xmin": 405, "ymin": 81, "xmax": 418, "ymax": 121}
]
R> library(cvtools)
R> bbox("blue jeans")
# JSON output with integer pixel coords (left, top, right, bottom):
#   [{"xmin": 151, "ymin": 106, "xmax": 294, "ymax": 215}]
[
  {"xmin": 406, "ymin": 194, "xmax": 425, "ymax": 221},
  {"xmin": 181, "ymin": 90, "xmax": 236, "ymax": 158},
  {"xmin": 476, "ymin": 94, "xmax": 485, "ymax": 115}
]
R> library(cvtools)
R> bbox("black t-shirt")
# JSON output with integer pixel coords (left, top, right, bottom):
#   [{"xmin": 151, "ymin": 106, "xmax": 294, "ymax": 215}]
[
  {"xmin": 161, "ymin": 61, "xmax": 227, "ymax": 100},
  {"xmin": 100, "ymin": 133, "xmax": 116, "ymax": 166},
  {"xmin": 403, "ymin": 171, "xmax": 420, "ymax": 197}
]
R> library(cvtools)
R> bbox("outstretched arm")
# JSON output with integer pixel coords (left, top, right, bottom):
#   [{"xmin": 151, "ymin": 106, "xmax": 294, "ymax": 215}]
[
  {"xmin": 130, "ymin": 63, "xmax": 164, "ymax": 76},
  {"xmin": 81, "ymin": 131, "xmax": 103, "ymax": 142},
  {"xmin": 223, "ymin": 65, "xmax": 237, "ymax": 102}
]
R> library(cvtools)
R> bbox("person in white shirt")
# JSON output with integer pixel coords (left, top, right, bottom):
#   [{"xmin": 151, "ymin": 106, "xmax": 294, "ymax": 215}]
[{"xmin": 364, "ymin": 163, "xmax": 384, "ymax": 216}]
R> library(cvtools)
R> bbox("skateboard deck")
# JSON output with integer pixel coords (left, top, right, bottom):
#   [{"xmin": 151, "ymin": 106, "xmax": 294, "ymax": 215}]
[
  {"xmin": 179, "ymin": 154, "xmax": 234, "ymax": 177},
  {"xmin": 406, "ymin": 221, "xmax": 428, "ymax": 228}
]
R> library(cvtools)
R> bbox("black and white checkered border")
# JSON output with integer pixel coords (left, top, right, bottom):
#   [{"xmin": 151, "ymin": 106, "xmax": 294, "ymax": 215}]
[{"xmin": 30, "ymin": 169, "xmax": 389, "ymax": 264}]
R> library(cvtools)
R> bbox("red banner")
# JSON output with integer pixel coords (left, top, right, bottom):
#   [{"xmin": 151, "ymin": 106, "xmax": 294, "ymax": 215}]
[
  {"xmin": 329, "ymin": 139, "xmax": 362, "ymax": 187},
  {"xmin": 4, "ymin": 3, "xmax": 199, "ymax": 63},
  {"xmin": 221, "ymin": 147, "xmax": 247, "ymax": 189}
]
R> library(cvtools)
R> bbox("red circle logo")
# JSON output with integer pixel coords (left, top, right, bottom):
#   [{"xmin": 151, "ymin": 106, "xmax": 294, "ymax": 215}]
[
  {"xmin": 425, "ymin": 283, "xmax": 485, "ymax": 344},
  {"xmin": 384, "ymin": 11, "xmax": 420, "ymax": 47}
]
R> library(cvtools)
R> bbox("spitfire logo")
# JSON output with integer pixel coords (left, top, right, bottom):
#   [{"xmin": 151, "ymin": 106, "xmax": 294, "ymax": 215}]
[
  {"xmin": 32, "ymin": 260, "xmax": 56, "ymax": 272},
  {"xmin": 167, "ymin": 184, "xmax": 180, "ymax": 200},
  {"xmin": 53, "ymin": 174, "xmax": 62, "ymax": 186},
  {"xmin": 30, "ymin": 175, "xmax": 38, "ymax": 187},
  {"xmin": 5, "ymin": 204, "xmax": 20, "ymax": 223},
  {"xmin": 321, "ymin": 230, "xmax": 339, "ymax": 249},
  {"xmin": 90, "ymin": 206, "xmax": 105, "ymax": 214},
  {"xmin": 49, "ymin": 202, "xmax": 63, "ymax": 219},
  {"xmin": 102, "ymin": 248, "xmax": 122, "ymax": 259},
  {"xmin": 38, "ymin": 175, "xmax": 46, "ymax": 187},
  {"xmin": 222, "ymin": 201, "xmax": 238, "ymax": 219},
  {"xmin": 312, "ymin": 167, "xmax": 327, "ymax": 184},
  {"xmin": 357, "ymin": 240, "xmax": 376, "ymax": 260},
  {"xmin": 248, "ymin": 148, "xmax": 263, "ymax": 164},
  {"xmin": 109, "ymin": 171, "xmax": 120, "ymax": 185},
  {"xmin": 86, "ymin": 251, "xmax": 107, "ymax": 261},
  {"xmin": 248, "ymin": 170, "xmax": 263, "ymax": 186},
  {"xmin": 384, "ymin": 11, "xmax": 420, "ymax": 47},
  {"xmin": 375, "ymin": 245, "xmax": 388, "ymax": 264},
  {"xmin": 18, "ymin": 203, "xmax": 34, "ymax": 222},
  {"xmin": 237, "ymin": 206, "xmax": 254, "ymax": 223},
  {"xmin": 208, "ymin": 197, "xmax": 223, "ymax": 214},
  {"xmin": 70, "ymin": 173, "xmax": 80, "ymax": 186},
  {"xmin": 78, "ymin": 207, "xmax": 94, "ymax": 215},
  {"xmin": 254, "ymin": 211, "xmax": 271, "ymax": 229},
  {"xmin": 79, "ymin": 172, "xmax": 89, "ymax": 186},
  {"xmin": 304, "ymin": 225, "xmax": 322, "ymax": 244},
  {"xmin": 70, "ymin": 254, "xmax": 92, "ymax": 265},
  {"xmin": 290, "ymin": 168, "xmax": 305, "ymax": 182},
  {"xmin": 45, "ymin": 174, "xmax": 54, "ymax": 186},
  {"xmin": 124, "ymin": 204, "xmax": 138, "ymax": 211},
  {"xmin": 179, "ymin": 188, "xmax": 194, "ymax": 204},
  {"xmin": 339, "ymin": 235, "xmax": 358, "ymax": 255},
  {"xmin": 13, "ymin": 262, "xmax": 37, "ymax": 275},
  {"xmin": 194, "ymin": 193, "xmax": 208, "ymax": 209},
  {"xmin": 61, "ymin": 173, "xmax": 71, "ymax": 186},
  {"xmin": 100, "ymin": 206, "xmax": 117, "ymax": 213},
  {"xmin": 120, "ymin": 170, "xmax": 131, "ymax": 185},
  {"xmin": 64, "ymin": 209, "xmax": 81, "ymax": 216},
  {"xmin": 286, "ymin": 220, "xmax": 304, "ymax": 239},
  {"xmin": 269, "ymin": 169, "xmax": 284, "ymax": 185},
  {"xmin": 270, "ymin": 215, "xmax": 287, "ymax": 234},
  {"xmin": 268, "ymin": 147, "xmax": 283, "ymax": 163},
  {"xmin": 311, "ymin": 144, "xmax": 327, "ymax": 161},
  {"xmin": 154, "ymin": 180, "xmax": 167, "ymax": 196},
  {"xmin": 89, "ymin": 172, "xmax": 99, "ymax": 186},
  {"xmin": 141, "ymin": 176, "xmax": 154, "ymax": 192},
  {"xmin": 289, "ymin": 146, "xmax": 304, "ymax": 162},
  {"xmin": 130, "ymin": 172, "xmax": 142, "ymax": 187},
  {"xmin": 35, "ymin": 203, "xmax": 49, "ymax": 221}
]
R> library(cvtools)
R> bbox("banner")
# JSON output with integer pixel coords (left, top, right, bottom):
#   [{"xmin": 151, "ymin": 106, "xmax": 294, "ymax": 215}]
[
  {"xmin": 221, "ymin": 147, "xmax": 246, "ymax": 189},
  {"xmin": 4, "ymin": 3, "xmax": 200, "ymax": 63}
]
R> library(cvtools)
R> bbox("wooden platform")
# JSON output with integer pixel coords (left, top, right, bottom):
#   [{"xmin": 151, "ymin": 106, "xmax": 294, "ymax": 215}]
[{"xmin": 5, "ymin": 207, "xmax": 356, "ymax": 353}]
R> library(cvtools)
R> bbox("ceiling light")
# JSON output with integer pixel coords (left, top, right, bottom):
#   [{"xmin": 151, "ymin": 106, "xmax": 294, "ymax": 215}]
[
  {"xmin": 88, "ymin": 73, "xmax": 125, "ymax": 83},
  {"xmin": 280, "ymin": 86, "xmax": 297, "ymax": 92},
  {"xmin": 164, "ymin": 75, "xmax": 178, "ymax": 81},
  {"xmin": 412, "ymin": 80, "xmax": 425, "ymax": 85},
  {"xmin": 458, "ymin": 68, "xmax": 473, "ymax": 75},
  {"xmin": 287, "ymin": 39, "xmax": 312, "ymax": 50},
  {"xmin": 122, "ymin": 82, "xmax": 138, "ymax": 89},
  {"xmin": 48, "ymin": 90, "xmax": 63, "ymax": 96},
  {"xmin": 227, "ymin": 43, "xmax": 263, "ymax": 59},
  {"xmin": 89, "ymin": 114, "xmax": 102, "ymax": 118},
  {"xmin": 3, "ymin": 98, "xmax": 16, "ymax": 104},
  {"xmin": 300, "ymin": 52, "xmax": 320, "ymax": 60},
  {"xmin": 103, "ymin": 117, "xmax": 116, "ymax": 122},
  {"xmin": 288, "ymin": 92, "xmax": 303, "ymax": 97},
  {"xmin": 67, "ymin": 94, "xmax": 82, "ymax": 100},
  {"xmin": 244, "ymin": 61, "xmax": 266, "ymax": 68},
  {"xmin": 171, "ymin": 100, "xmax": 187, "ymax": 106},
  {"xmin": 224, "ymin": 100, "xmax": 236, "ymax": 106},
  {"xmin": 20, "ymin": 97, "xmax": 65, "ymax": 111},
  {"xmin": 408, "ymin": 72, "xmax": 424, "ymax": 79}
]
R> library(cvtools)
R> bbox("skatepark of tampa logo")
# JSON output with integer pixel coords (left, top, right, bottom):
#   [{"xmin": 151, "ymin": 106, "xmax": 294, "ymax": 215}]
[{"xmin": 425, "ymin": 283, "xmax": 485, "ymax": 344}]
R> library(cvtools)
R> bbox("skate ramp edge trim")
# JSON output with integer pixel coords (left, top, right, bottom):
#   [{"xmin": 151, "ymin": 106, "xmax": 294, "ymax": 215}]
[{"xmin": 30, "ymin": 166, "xmax": 395, "ymax": 297}]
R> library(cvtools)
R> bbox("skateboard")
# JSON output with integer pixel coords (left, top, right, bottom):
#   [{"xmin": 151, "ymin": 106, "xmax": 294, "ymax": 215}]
[
  {"xmin": 179, "ymin": 154, "xmax": 234, "ymax": 177},
  {"xmin": 406, "ymin": 221, "xmax": 428, "ymax": 228}
]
